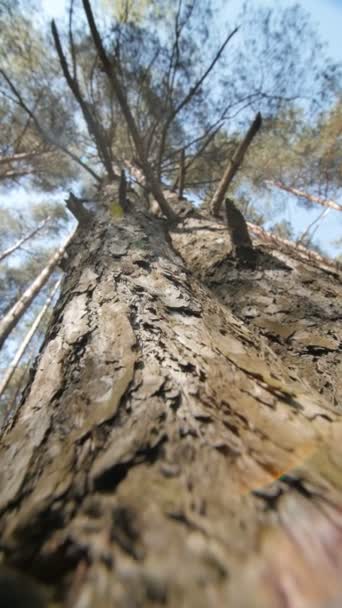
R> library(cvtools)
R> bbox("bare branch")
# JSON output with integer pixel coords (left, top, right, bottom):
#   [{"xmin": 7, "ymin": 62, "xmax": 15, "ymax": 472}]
[
  {"xmin": 157, "ymin": 27, "xmax": 239, "ymax": 175},
  {"xmin": 163, "ymin": 92, "xmax": 267, "ymax": 176},
  {"xmin": 171, "ymin": 125, "xmax": 221, "ymax": 190},
  {"xmin": 51, "ymin": 20, "xmax": 115, "ymax": 180},
  {"xmin": 66, "ymin": 192, "xmax": 92, "ymax": 225},
  {"xmin": 182, "ymin": 178, "xmax": 220, "ymax": 187},
  {"xmin": 81, "ymin": 0, "xmax": 176, "ymax": 220},
  {"xmin": 248, "ymin": 222, "xmax": 339, "ymax": 274},
  {"xmin": 297, "ymin": 208, "xmax": 330, "ymax": 246},
  {"xmin": 0, "ymin": 68, "xmax": 101, "ymax": 182},
  {"xmin": 118, "ymin": 169, "xmax": 129, "ymax": 211},
  {"xmin": 211, "ymin": 112, "xmax": 262, "ymax": 216},
  {"xmin": 165, "ymin": 0, "xmax": 187, "ymax": 102},
  {"xmin": 166, "ymin": 121, "xmax": 222, "ymax": 168},
  {"xmin": 0, "ymin": 216, "xmax": 52, "ymax": 263},
  {"xmin": 0, "ymin": 169, "xmax": 31, "ymax": 181},
  {"xmin": 68, "ymin": 0, "xmax": 77, "ymax": 78},
  {"xmin": 0, "ymin": 150, "xmax": 44, "ymax": 166},
  {"xmin": 13, "ymin": 94, "xmax": 44, "ymax": 150}
]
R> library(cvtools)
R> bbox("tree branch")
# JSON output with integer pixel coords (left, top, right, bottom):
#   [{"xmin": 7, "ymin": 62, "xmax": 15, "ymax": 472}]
[
  {"xmin": 0, "ymin": 229, "xmax": 76, "ymax": 349},
  {"xmin": 171, "ymin": 125, "xmax": 221, "ymax": 190},
  {"xmin": 0, "ymin": 169, "xmax": 31, "ymax": 181},
  {"xmin": 248, "ymin": 222, "xmax": 339, "ymax": 274},
  {"xmin": 0, "ymin": 279, "xmax": 61, "ymax": 400},
  {"xmin": 210, "ymin": 112, "xmax": 262, "ymax": 216},
  {"xmin": 297, "ymin": 207, "xmax": 330, "ymax": 246},
  {"xmin": 0, "ymin": 68, "xmax": 101, "ymax": 182},
  {"xmin": 68, "ymin": 0, "xmax": 77, "ymax": 78},
  {"xmin": 225, "ymin": 198, "xmax": 255, "ymax": 264},
  {"xmin": 0, "ymin": 150, "xmax": 44, "ymax": 166},
  {"xmin": 0, "ymin": 216, "xmax": 52, "ymax": 263},
  {"xmin": 51, "ymin": 20, "xmax": 115, "ymax": 180},
  {"xmin": 157, "ymin": 27, "xmax": 239, "ymax": 176},
  {"xmin": 81, "ymin": 0, "xmax": 176, "ymax": 220},
  {"xmin": 66, "ymin": 193, "xmax": 92, "ymax": 225},
  {"xmin": 118, "ymin": 169, "xmax": 130, "ymax": 212}
]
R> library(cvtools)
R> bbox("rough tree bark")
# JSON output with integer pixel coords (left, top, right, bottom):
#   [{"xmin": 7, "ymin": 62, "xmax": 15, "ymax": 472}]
[{"xmin": 0, "ymin": 186, "xmax": 341, "ymax": 608}]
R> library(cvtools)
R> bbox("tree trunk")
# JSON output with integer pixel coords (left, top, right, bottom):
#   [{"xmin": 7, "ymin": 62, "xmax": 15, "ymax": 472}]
[
  {"xmin": 0, "ymin": 279, "xmax": 61, "ymax": 401},
  {"xmin": 0, "ymin": 190, "xmax": 342, "ymax": 608},
  {"xmin": 266, "ymin": 180, "xmax": 342, "ymax": 212},
  {"xmin": 0, "ymin": 230, "xmax": 74, "ymax": 349}
]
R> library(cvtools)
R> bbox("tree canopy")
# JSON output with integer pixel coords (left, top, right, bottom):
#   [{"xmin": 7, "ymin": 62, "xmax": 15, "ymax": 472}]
[{"xmin": 1, "ymin": 0, "xmax": 340, "ymax": 193}]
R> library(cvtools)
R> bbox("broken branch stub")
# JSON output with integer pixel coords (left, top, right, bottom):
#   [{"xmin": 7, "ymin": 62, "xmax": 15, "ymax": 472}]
[
  {"xmin": 66, "ymin": 193, "xmax": 92, "ymax": 225},
  {"xmin": 225, "ymin": 198, "xmax": 255, "ymax": 264}
]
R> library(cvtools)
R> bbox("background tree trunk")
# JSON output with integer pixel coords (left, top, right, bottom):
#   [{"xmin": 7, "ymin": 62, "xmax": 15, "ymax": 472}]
[
  {"xmin": 0, "ymin": 230, "xmax": 74, "ymax": 349},
  {"xmin": 0, "ymin": 279, "xmax": 61, "ymax": 400},
  {"xmin": 0, "ymin": 190, "xmax": 341, "ymax": 608}
]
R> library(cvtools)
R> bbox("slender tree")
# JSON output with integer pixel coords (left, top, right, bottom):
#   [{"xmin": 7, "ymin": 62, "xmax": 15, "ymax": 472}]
[
  {"xmin": 0, "ymin": 229, "xmax": 74, "ymax": 348},
  {"xmin": 0, "ymin": 278, "xmax": 61, "ymax": 400},
  {"xmin": 267, "ymin": 181, "xmax": 342, "ymax": 213}
]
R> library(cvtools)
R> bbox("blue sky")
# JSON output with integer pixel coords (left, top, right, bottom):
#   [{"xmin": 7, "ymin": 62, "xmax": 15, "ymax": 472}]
[
  {"xmin": 41, "ymin": 0, "xmax": 342, "ymax": 63},
  {"xmin": 292, "ymin": 0, "xmax": 342, "ymax": 61}
]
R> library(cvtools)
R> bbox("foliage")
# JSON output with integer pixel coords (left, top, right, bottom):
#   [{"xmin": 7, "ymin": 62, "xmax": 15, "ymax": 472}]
[
  {"xmin": 0, "ymin": 0, "xmax": 78, "ymax": 189},
  {"xmin": 240, "ymin": 99, "xmax": 342, "ymax": 201},
  {"xmin": 270, "ymin": 219, "xmax": 294, "ymax": 241}
]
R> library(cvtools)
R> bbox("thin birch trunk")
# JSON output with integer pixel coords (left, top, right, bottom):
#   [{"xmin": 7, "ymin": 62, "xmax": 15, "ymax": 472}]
[
  {"xmin": 266, "ymin": 180, "xmax": 342, "ymax": 212},
  {"xmin": 0, "ymin": 150, "xmax": 43, "ymax": 166},
  {"xmin": 2, "ymin": 360, "xmax": 30, "ymax": 419},
  {"xmin": 0, "ymin": 216, "xmax": 52, "ymax": 263},
  {"xmin": 0, "ymin": 279, "xmax": 61, "ymax": 400},
  {"xmin": 0, "ymin": 230, "xmax": 75, "ymax": 349}
]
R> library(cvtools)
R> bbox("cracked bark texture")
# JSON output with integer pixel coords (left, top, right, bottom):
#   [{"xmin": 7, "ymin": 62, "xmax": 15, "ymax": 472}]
[{"xmin": 0, "ymin": 195, "xmax": 342, "ymax": 608}]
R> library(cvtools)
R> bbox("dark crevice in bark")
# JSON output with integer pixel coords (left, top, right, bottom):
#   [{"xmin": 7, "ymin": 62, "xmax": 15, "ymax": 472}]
[
  {"xmin": 253, "ymin": 486, "xmax": 283, "ymax": 510},
  {"xmin": 94, "ymin": 462, "xmax": 131, "ymax": 493}
]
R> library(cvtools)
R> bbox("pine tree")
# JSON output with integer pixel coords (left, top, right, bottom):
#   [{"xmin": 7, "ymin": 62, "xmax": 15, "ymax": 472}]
[{"xmin": 0, "ymin": 2, "xmax": 341, "ymax": 607}]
